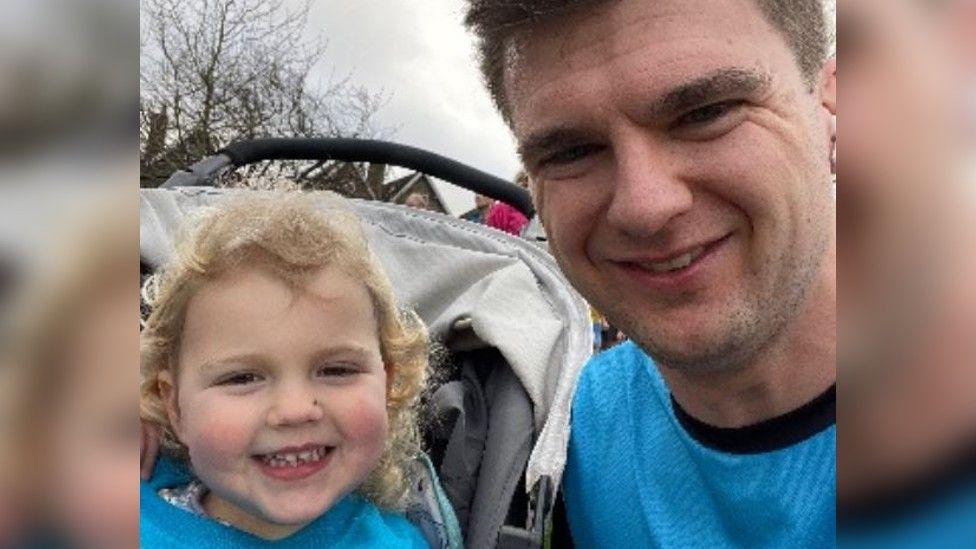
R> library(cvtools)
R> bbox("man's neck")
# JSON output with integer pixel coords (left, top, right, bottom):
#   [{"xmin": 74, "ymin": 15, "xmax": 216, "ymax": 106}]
[{"xmin": 660, "ymin": 253, "xmax": 837, "ymax": 429}]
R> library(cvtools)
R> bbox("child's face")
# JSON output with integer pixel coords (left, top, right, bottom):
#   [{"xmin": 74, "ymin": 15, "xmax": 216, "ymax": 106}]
[{"xmin": 161, "ymin": 264, "xmax": 389, "ymax": 539}]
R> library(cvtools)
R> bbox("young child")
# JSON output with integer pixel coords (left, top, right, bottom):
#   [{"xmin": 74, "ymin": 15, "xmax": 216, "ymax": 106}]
[{"xmin": 140, "ymin": 191, "xmax": 437, "ymax": 547}]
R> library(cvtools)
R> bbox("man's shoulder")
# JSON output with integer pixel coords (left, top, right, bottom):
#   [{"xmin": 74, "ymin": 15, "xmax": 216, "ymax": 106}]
[
  {"xmin": 574, "ymin": 341, "xmax": 667, "ymax": 417},
  {"xmin": 578, "ymin": 341, "xmax": 654, "ymax": 390}
]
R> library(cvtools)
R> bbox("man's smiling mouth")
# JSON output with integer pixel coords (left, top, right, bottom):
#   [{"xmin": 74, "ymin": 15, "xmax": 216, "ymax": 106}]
[
  {"xmin": 625, "ymin": 233, "xmax": 731, "ymax": 272},
  {"xmin": 638, "ymin": 245, "xmax": 708, "ymax": 273},
  {"xmin": 609, "ymin": 232, "xmax": 734, "ymax": 286}
]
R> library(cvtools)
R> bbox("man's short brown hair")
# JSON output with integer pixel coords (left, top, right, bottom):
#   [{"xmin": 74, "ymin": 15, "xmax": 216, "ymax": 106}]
[{"xmin": 463, "ymin": 0, "xmax": 830, "ymax": 125}]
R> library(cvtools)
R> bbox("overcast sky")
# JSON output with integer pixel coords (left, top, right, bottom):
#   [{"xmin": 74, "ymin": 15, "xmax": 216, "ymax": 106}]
[{"xmin": 301, "ymin": 0, "xmax": 519, "ymax": 215}]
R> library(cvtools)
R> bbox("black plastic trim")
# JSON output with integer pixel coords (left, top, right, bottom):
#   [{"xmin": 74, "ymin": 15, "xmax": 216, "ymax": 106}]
[{"xmin": 218, "ymin": 138, "xmax": 535, "ymax": 217}]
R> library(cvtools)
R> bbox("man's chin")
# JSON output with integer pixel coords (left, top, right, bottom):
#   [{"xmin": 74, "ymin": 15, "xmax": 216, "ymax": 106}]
[
  {"xmin": 627, "ymin": 319, "xmax": 768, "ymax": 373},
  {"xmin": 640, "ymin": 342, "xmax": 754, "ymax": 373}
]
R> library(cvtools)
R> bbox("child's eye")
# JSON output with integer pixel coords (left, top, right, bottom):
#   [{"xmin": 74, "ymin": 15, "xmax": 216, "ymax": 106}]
[
  {"xmin": 315, "ymin": 363, "xmax": 359, "ymax": 378},
  {"xmin": 216, "ymin": 372, "xmax": 263, "ymax": 386}
]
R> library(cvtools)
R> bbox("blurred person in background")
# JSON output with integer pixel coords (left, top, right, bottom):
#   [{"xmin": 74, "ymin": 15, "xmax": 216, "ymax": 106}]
[
  {"xmin": 485, "ymin": 171, "xmax": 530, "ymax": 236},
  {"xmin": 839, "ymin": 0, "xmax": 976, "ymax": 545},
  {"xmin": 0, "ymin": 0, "xmax": 136, "ymax": 543},
  {"xmin": 1, "ymin": 194, "xmax": 138, "ymax": 549},
  {"xmin": 600, "ymin": 318, "xmax": 626, "ymax": 351},
  {"xmin": 404, "ymin": 191, "xmax": 430, "ymax": 211},
  {"xmin": 460, "ymin": 194, "xmax": 494, "ymax": 225},
  {"xmin": 589, "ymin": 306, "xmax": 603, "ymax": 353}
]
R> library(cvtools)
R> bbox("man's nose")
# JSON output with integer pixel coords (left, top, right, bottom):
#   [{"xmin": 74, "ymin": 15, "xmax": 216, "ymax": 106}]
[
  {"xmin": 266, "ymin": 384, "xmax": 324, "ymax": 427},
  {"xmin": 605, "ymin": 135, "xmax": 693, "ymax": 239}
]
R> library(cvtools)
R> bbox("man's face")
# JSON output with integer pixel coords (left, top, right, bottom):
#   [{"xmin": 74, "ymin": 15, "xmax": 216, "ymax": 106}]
[{"xmin": 509, "ymin": 0, "xmax": 836, "ymax": 370}]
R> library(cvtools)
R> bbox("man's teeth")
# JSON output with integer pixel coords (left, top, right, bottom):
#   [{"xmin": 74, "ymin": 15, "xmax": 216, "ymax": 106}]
[
  {"xmin": 642, "ymin": 246, "xmax": 705, "ymax": 273},
  {"xmin": 260, "ymin": 446, "xmax": 329, "ymax": 468}
]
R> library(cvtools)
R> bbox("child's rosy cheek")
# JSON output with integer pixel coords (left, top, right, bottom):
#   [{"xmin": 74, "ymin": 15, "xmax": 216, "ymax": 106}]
[
  {"xmin": 186, "ymin": 412, "xmax": 256, "ymax": 467},
  {"xmin": 341, "ymin": 393, "xmax": 389, "ymax": 449}
]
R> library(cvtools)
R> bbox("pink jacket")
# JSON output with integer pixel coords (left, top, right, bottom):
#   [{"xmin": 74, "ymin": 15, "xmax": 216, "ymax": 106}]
[{"xmin": 486, "ymin": 201, "xmax": 529, "ymax": 236}]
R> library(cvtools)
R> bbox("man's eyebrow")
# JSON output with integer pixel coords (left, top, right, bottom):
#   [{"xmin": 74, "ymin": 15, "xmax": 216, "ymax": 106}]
[{"xmin": 650, "ymin": 67, "xmax": 771, "ymax": 119}]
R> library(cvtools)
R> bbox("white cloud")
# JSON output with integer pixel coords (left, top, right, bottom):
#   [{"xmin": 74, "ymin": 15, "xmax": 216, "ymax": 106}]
[{"xmin": 304, "ymin": 0, "xmax": 520, "ymax": 214}]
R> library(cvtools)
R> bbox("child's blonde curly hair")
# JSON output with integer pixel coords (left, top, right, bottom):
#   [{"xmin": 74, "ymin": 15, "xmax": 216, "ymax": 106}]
[{"xmin": 140, "ymin": 190, "xmax": 429, "ymax": 510}]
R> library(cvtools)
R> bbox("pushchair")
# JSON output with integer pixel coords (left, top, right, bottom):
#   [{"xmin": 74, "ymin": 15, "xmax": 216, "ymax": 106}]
[{"xmin": 140, "ymin": 138, "xmax": 593, "ymax": 548}]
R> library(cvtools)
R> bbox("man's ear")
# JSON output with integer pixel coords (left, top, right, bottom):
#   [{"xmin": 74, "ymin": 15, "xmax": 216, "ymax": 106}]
[
  {"xmin": 819, "ymin": 57, "xmax": 837, "ymax": 174},
  {"xmin": 820, "ymin": 57, "xmax": 837, "ymax": 116},
  {"xmin": 157, "ymin": 370, "xmax": 183, "ymax": 440}
]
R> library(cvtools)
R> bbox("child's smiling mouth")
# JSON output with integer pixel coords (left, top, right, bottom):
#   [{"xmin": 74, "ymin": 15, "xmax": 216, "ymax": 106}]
[{"xmin": 252, "ymin": 444, "xmax": 335, "ymax": 481}]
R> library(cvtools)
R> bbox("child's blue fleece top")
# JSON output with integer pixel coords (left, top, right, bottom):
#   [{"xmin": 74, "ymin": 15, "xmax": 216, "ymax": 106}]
[
  {"xmin": 141, "ymin": 456, "xmax": 428, "ymax": 548},
  {"xmin": 563, "ymin": 340, "xmax": 836, "ymax": 548}
]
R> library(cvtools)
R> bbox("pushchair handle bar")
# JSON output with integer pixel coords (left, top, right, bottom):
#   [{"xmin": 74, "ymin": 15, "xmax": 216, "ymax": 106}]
[{"xmin": 161, "ymin": 137, "xmax": 535, "ymax": 218}]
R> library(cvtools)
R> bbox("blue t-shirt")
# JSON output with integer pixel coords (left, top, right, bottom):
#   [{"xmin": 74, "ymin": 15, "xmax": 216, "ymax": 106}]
[
  {"xmin": 141, "ymin": 456, "xmax": 428, "ymax": 548},
  {"xmin": 563, "ymin": 341, "xmax": 836, "ymax": 548}
]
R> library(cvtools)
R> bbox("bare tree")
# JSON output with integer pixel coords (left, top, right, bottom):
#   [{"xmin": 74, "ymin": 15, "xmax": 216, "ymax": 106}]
[{"xmin": 140, "ymin": 0, "xmax": 389, "ymax": 190}]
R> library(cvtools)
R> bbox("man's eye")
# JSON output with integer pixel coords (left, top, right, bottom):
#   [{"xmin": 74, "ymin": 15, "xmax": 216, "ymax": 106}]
[
  {"xmin": 216, "ymin": 372, "xmax": 262, "ymax": 386},
  {"xmin": 539, "ymin": 144, "xmax": 603, "ymax": 167},
  {"xmin": 676, "ymin": 101, "xmax": 742, "ymax": 126}
]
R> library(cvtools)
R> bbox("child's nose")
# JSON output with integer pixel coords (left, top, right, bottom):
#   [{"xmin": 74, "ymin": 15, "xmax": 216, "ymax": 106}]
[{"xmin": 266, "ymin": 388, "xmax": 324, "ymax": 427}]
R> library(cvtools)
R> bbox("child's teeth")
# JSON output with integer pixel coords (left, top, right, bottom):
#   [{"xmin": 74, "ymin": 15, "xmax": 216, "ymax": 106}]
[{"xmin": 261, "ymin": 446, "xmax": 329, "ymax": 467}]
